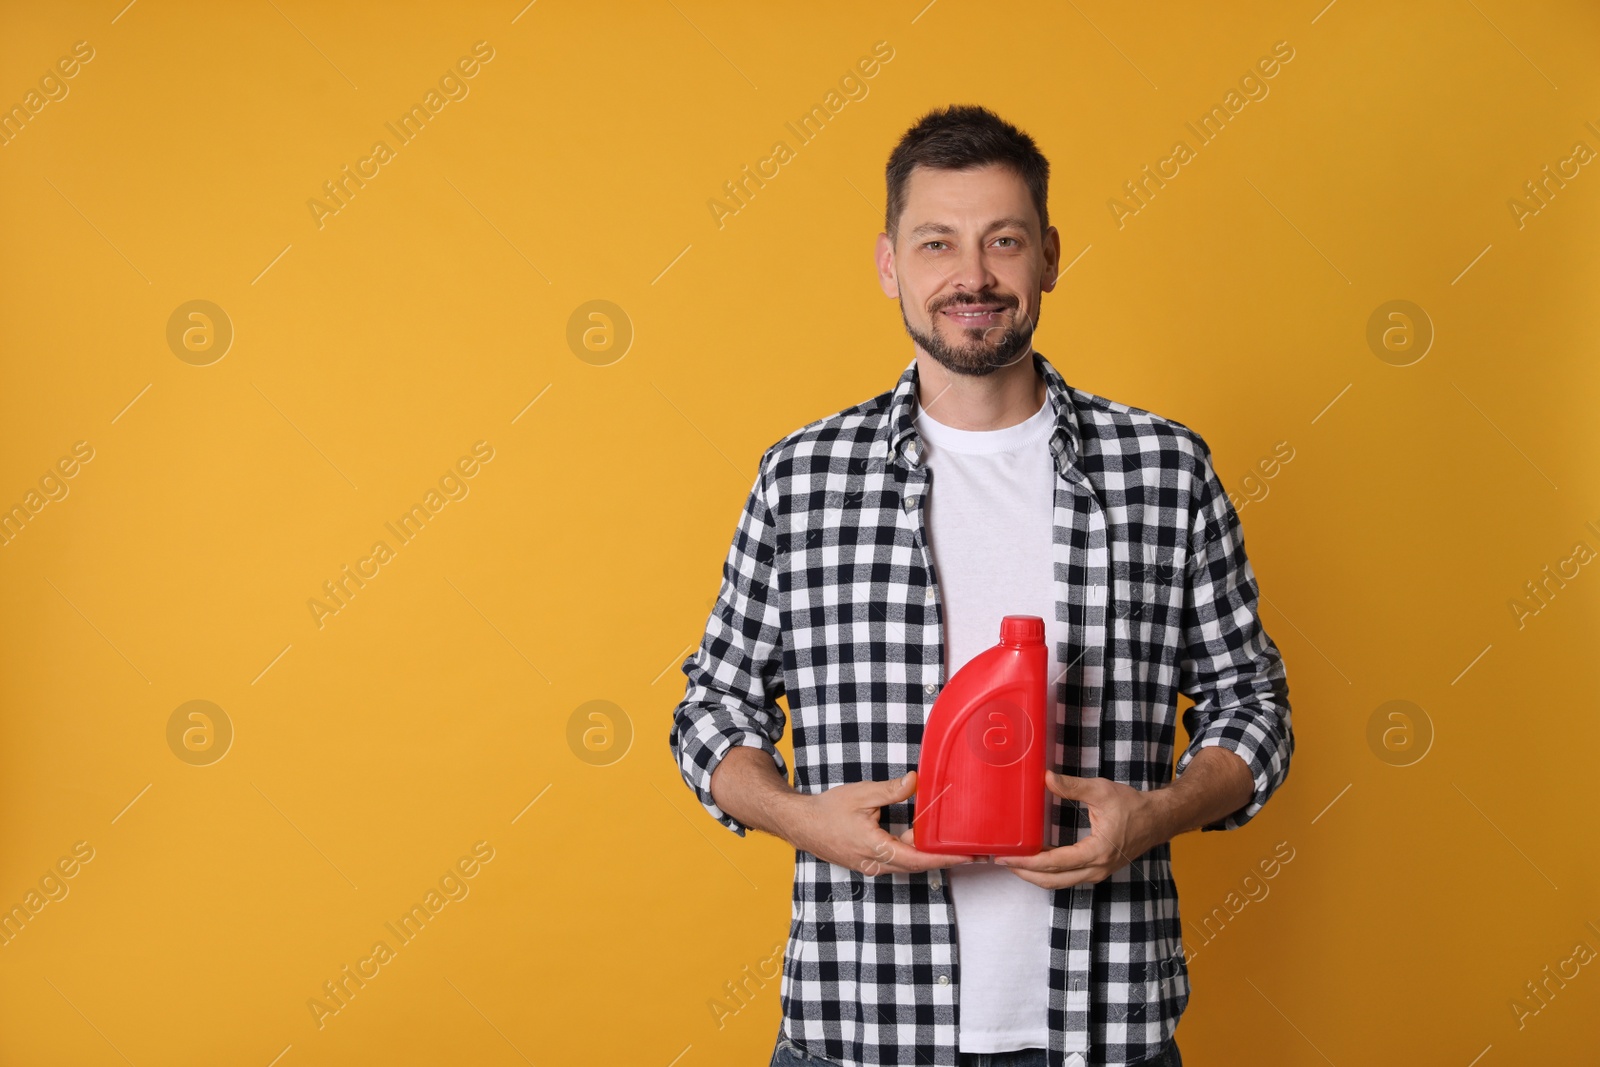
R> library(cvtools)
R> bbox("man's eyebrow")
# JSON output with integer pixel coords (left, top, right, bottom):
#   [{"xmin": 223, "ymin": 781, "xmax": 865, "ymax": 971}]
[{"xmin": 906, "ymin": 216, "xmax": 1032, "ymax": 239}]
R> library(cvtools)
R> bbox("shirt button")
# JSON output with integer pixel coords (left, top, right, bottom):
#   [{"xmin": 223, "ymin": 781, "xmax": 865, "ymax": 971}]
[
  {"xmin": 937, "ymin": 974, "xmax": 950, "ymax": 986},
  {"xmin": 924, "ymin": 588, "xmax": 935, "ymax": 602},
  {"xmin": 924, "ymin": 682, "xmax": 938, "ymax": 695}
]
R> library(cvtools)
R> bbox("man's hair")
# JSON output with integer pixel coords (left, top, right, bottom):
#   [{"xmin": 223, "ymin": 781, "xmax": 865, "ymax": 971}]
[{"xmin": 884, "ymin": 104, "xmax": 1050, "ymax": 242}]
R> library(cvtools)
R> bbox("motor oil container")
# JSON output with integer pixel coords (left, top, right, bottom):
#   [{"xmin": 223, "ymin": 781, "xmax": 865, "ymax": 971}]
[{"xmin": 914, "ymin": 614, "xmax": 1048, "ymax": 856}]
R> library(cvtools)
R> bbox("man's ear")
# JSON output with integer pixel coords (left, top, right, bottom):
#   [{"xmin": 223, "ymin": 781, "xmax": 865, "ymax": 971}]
[
  {"xmin": 1040, "ymin": 224, "xmax": 1062, "ymax": 294},
  {"xmin": 875, "ymin": 232, "xmax": 899, "ymax": 298}
]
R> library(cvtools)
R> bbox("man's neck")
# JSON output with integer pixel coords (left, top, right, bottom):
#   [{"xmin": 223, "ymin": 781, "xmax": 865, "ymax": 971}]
[{"xmin": 914, "ymin": 350, "xmax": 1047, "ymax": 431}]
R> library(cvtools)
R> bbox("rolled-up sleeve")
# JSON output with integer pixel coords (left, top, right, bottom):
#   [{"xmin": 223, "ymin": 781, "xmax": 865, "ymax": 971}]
[
  {"xmin": 1174, "ymin": 434, "xmax": 1294, "ymax": 831},
  {"xmin": 668, "ymin": 450, "xmax": 789, "ymax": 836}
]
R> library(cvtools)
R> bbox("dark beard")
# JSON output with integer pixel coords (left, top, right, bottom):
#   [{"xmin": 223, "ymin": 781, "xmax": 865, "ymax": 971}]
[{"xmin": 900, "ymin": 295, "xmax": 1038, "ymax": 378}]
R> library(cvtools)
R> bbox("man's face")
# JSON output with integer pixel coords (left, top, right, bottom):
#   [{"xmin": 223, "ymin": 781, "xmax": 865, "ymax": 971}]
[{"xmin": 876, "ymin": 163, "xmax": 1060, "ymax": 378}]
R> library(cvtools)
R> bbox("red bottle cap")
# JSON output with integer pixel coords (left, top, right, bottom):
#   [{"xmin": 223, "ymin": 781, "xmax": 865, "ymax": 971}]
[{"xmin": 1000, "ymin": 615, "xmax": 1044, "ymax": 646}]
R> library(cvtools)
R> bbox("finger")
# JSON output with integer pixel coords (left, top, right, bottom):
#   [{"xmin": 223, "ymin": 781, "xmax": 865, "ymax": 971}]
[
  {"xmin": 904, "ymin": 846, "xmax": 982, "ymax": 870},
  {"xmin": 995, "ymin": 841, "xmax": 1098, "ymax": 873},
  {"xmin": 1045, "ymin": 772, "xmax": 1101, "ymax": 802},
  {"xmin": 856, "ymin": 835, "xmax": 909, "ymax": 877},
  {"xmin": 1002, "ymin": 863, "xmax": 1105, "ymax": 891},
  {"xmin": 893, "ymin": 826, "xmax": 973, "ymax": 867},
  {"xmin": 881, "ymin": 771, "xmax": 918, "ymax": 807},
  {"xmin": 863, "ymin": 833, "xmax": 977, "ymax": 873}
]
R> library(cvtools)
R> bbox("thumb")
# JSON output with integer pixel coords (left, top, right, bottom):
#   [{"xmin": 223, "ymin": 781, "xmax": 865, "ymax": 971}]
[
  {"xmin": 1046, "ymin": 771, "xmax": 1091, "ymax": 801},
  {"xmin": 888, "ymin": 770, "xmax": 918, "ymax": 802}
]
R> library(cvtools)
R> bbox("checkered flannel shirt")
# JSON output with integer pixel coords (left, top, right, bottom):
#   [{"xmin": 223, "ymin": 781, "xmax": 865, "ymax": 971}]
[{"xmin": 669, "ymin": 350, "xmax": 1294, "ymax": 1067}]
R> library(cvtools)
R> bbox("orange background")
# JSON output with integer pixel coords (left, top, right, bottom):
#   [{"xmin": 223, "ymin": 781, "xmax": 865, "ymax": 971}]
[{"xmin": 2, "ymin": 1, "xmax": 1597, "ymax": 1064}]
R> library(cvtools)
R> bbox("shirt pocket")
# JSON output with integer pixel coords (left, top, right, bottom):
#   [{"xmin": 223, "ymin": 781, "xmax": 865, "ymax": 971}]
[{"xmin": 1111, "ymin": 551, "xmax": 1183, "ymax": 632}]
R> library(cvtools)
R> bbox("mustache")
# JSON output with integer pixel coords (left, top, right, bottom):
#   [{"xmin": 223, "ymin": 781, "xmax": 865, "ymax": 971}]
[{"xmin": 933, "ymin": 294, "xmax": 1018, "ymax": 312}]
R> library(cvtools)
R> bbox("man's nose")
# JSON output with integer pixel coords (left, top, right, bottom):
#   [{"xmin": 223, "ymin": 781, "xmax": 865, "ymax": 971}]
[{"xmin": 944, "ymin": 242, "xmax": 998, "ymax": 294}]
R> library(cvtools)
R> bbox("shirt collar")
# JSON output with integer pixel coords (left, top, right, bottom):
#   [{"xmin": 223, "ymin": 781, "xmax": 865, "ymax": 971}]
[{"xmin": 874, "ymin": 350, "xmax": 1082, "ymax": 475}]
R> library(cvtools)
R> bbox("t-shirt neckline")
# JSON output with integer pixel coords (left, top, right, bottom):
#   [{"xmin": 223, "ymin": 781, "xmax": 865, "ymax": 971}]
[{"xmin": 913, "ymin": 392, "xmax": 1054, "ymax": 455}]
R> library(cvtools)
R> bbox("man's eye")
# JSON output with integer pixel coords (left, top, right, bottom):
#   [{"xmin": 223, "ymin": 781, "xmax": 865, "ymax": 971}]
[
  {"xmin": 923, "ymin": 241, "xmax": 946, "ymax": 251},
  {"xmin": 994, "ymin": 237, "xmax": 1018, "ymax": 247}
]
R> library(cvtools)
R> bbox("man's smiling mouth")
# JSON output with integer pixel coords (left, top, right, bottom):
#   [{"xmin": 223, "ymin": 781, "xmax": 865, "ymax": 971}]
[{"xmin": 941, "ymin": 304, "xmax": 1009, "ymax": 325}]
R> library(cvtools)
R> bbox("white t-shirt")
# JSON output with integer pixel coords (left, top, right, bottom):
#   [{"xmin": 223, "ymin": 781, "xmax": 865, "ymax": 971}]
[{"xmin": 913, "ymin": 388, "xmax": 1062, "ymax": 1054}]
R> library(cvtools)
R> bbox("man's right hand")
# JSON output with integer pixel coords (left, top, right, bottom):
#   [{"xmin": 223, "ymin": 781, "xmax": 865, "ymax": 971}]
[{"xmin": 780, "ymin": 770, "xmax": 978, "ymax": 877}]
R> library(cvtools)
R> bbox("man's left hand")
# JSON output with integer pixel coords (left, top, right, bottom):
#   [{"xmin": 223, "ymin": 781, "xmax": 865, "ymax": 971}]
[{"xmin": 993, "ymin": 772, "xmax": 1167, "ymax": 889}]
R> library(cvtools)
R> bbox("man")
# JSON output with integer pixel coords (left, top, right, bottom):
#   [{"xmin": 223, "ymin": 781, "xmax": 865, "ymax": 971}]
[{"xmin": 668, "ymin": 104, "xmax": 1293, "ymax": 1067}]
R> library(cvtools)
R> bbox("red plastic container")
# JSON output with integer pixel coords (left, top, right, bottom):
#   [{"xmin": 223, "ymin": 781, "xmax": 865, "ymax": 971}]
[{"xmin": 914, "ymin": 615, "xmax": 1048, "ymax": 856}]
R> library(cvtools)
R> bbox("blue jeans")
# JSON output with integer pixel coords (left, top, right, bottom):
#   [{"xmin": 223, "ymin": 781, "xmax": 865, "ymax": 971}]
[{"xmin": 769, "ymin": 1033, "xmax": 1182, "ymax": 1067}]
